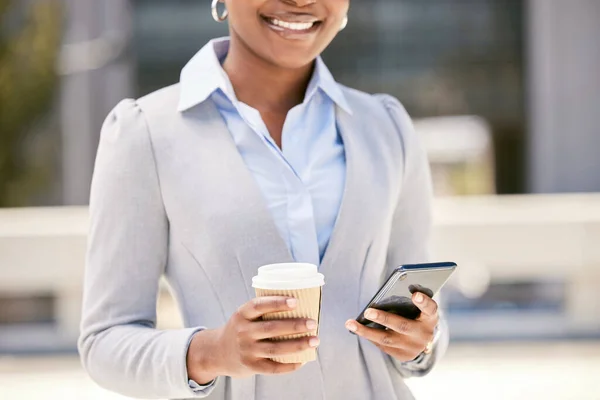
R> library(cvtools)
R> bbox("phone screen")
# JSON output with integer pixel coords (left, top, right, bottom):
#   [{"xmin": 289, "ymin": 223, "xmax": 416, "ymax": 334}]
[{"xmin": 356, "ymin": 265, "xmax": 455, "ymax": 329}]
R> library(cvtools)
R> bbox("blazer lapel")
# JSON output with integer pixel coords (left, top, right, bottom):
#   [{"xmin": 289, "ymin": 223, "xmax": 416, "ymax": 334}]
[
  {"xmin": 172, "ymin": 100, "xmax": 293, "ymax": 307},
  {"xmin": 320, "ymin": 104, "xmax": 384, "ymax": 294},
  {"xmin": 321, "ymin": 99, "xmax": 403, "ymax": 302},
  {"xmin": 316, "ymin": 101, "xmax": 404, "ymax": 399},
  {"xmin": 318, "ymin": 103, "xmax": 382, "ymax": 329}
]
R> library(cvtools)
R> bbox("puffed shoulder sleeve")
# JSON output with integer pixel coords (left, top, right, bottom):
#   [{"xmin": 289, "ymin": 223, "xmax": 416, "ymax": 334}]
[
  {"xmin": 375, "ymin": 94, "xmax": 450, "ymax": 377},
  {"xmin": 78, "ymin": 100, "xmax": 214, "ymax": 399}
]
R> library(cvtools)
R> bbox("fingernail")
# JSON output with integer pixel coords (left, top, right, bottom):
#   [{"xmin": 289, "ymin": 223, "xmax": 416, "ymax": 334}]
[
  {"xmin": 286, "ymin": 298, "xmax": 297, "ymax": 308},
  {"xmin": 309, "ymin": 337, "xmax": 320, "ymax": 348},
  {"xmin": 365, "ymin": 309, "xmax": 378, "ymax": 320},
  {"xmin": 306, "ymin": 319, "xmax": 318, "ymax": 330},
  {"xmin": 415, "ymin": 293, "xmax": 424, "ymax": 303},
  {"xmin": 345, "ymin": 321, "xmax": 357, "ymax": 332}
]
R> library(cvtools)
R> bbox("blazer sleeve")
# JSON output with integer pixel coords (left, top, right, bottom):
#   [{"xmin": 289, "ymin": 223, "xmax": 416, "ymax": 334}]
[
  {"xmin": 376, "ymin": 94, "xmax": 450, "ymax": 377},
  {"xmin": 78, "ymin": 99, "xmax": 214, "ymax": 399}
]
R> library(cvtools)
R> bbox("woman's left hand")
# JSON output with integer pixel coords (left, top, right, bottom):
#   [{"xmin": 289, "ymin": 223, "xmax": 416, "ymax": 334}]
[{"xmin": 345, "ymin": 292, "xmax": 438, "ymax": 362}]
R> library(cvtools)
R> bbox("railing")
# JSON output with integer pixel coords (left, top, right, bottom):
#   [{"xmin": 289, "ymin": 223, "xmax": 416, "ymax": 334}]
[{"xmin": 1, "ymin": 194, "xmax": 599, "ymax": 351}]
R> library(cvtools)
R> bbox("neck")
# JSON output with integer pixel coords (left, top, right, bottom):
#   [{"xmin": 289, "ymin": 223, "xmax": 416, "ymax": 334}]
[{"xmin": 222, "ymin": 35, "xmax": 314, "ymax": 113}]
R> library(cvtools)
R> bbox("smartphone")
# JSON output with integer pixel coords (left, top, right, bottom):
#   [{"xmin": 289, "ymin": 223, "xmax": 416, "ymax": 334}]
[{"xmin": 355, "ymin": 262, "xmax": 457, "ymax": 330}]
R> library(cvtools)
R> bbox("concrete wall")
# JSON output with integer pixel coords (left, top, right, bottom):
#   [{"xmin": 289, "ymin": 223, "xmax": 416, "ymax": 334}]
[
  {"xmin": 527, "ymin": 0, "xmax": 600, "ymax": 193},
  {"xmin": 2, "ymin": 195, "xmax": 600, "ymax": 351}
]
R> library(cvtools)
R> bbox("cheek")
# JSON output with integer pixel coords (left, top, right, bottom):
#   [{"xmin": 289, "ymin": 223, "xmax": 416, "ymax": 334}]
[
  {"xmin": 318, "ymin": 20, "xmax": 343, "ymax": 46},
  {"xmin": 227, "ymin": 1, "xmax": 260, "ymax": 30},
  {"xmin": 329, "ymin": 0, "xmax": 350, "ymax": 16},
  {"xmin": 322, "ymin": 7, "xmax": 349, "ymax": 35}
]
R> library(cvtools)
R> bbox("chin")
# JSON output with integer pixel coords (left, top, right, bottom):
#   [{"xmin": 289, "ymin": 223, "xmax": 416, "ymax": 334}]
[
  {"xmin": 260, "ymin": 37, "xmax": 328, "ymax": 70},
  {"xmin": 267, "ymin": 52, "xmax": 319, "ymax": 70}
]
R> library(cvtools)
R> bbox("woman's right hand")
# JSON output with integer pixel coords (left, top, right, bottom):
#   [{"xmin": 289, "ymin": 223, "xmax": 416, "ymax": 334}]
[{"xmin": 186, "ymin": 296, "xmax": 319, "ymax": 384}]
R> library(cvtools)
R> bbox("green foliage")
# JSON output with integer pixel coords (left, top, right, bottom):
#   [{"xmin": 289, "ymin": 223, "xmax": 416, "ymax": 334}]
[{"xmin": 0, "ymin": 0, "xmax": 62, "ymax": 207}]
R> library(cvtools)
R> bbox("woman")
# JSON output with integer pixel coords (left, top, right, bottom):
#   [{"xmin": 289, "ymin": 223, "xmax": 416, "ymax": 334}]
[{"xmin": 78, "ymin": 0, "xmax": 448, "ymax": 399}]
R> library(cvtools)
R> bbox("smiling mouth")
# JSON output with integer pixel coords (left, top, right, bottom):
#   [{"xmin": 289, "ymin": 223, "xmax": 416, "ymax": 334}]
[{"xmin": 262, "ymin": 16, "xmax": 322, "ymax": 34}]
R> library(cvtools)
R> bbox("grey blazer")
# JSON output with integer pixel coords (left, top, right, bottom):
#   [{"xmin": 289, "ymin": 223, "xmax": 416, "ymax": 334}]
[{"xmin": 78, "ymin": 83, "xmax": 446, "ymax": 400}]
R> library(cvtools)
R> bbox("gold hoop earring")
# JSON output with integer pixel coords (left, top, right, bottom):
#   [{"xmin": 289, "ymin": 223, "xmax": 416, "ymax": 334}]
[
  {"xmin": 211, "ymin": 0, "xmax": 228, "ymax": 22},
  {"xmin": 340, "ymin": 15, "xmax": 348, "ymax": 31}
]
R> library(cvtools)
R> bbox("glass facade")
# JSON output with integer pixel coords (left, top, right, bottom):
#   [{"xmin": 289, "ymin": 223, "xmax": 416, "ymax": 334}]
[{"xmin": 132, "ymin": 0, "xmax": 525, "ymax": 193}]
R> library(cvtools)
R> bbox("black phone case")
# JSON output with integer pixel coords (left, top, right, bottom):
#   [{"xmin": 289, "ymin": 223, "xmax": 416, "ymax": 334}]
[
  {"xmin": 356, "ymin": 287, "xmax": 432, "ymax": 329},
  {"xmin": 355, "ymin": 262, "xmax": 455, "ymax": 330}
]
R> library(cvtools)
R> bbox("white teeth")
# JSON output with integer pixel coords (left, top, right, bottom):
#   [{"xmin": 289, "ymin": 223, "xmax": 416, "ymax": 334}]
[{"xmin": 269, "ymin": 18, "xmax": 315, "ymax": 31}]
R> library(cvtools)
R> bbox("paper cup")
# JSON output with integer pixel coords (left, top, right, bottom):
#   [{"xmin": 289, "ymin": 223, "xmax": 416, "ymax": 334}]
[{"xmin": 252, "ymin": 263, "xmax": 324, "ymax": 364}]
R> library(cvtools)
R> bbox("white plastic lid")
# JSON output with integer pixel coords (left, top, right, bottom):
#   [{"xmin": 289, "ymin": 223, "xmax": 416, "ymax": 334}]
[{"xmin": 252, "ymin": 263, "xmax": 325, "ymax": 290}]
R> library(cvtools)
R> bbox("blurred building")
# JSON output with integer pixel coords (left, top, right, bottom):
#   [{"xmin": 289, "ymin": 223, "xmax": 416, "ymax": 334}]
[
  {"xmin": 57, "ymin": 0, "xmax": 133, "ymax": 205},
  {"xmin": 47, "ymin": 0, "xmax": 600, "ymax": 206}
]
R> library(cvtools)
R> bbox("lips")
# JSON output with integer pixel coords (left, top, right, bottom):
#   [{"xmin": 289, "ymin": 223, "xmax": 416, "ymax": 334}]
[
  {"xmin": 260, "ymin": 13, "xmax": 323, "ymax": 35},
  {"xmin": 268, "ymin": 18, "xmax": 316, "ymax": 31}
]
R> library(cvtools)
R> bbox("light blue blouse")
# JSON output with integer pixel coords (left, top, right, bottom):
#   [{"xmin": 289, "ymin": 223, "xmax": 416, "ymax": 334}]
[{"xmin": 178, "ymin": 38, "xmax": 351, "ymax": 267}]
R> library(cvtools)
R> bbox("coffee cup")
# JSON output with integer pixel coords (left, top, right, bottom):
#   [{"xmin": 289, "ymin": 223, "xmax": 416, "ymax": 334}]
[{"xmin": 252, "ymin": 263, "xmax": 324, "ymax": 363}]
